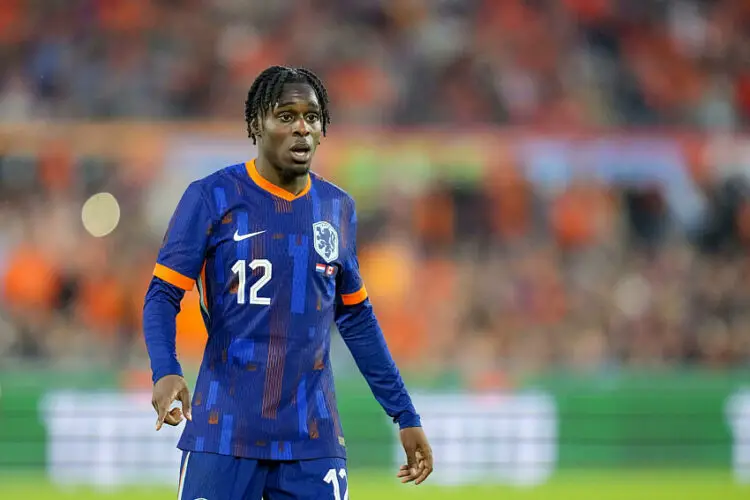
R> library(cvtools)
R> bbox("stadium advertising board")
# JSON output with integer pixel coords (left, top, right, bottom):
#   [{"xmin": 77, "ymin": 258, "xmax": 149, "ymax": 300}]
[
  {"xmin": 400, "ymin": 392, "xmax": 558, "ymax": 486},
  {"xmin": 41, "ymin": 391, "xmax": 185, "ymax": 487},
  {"xmin": 727, "ymin": 389, "xmax": 750, "ymax": 483},
  {"xmin": 37, "ymin": 389, "xmax": 557, "ymax": 487},
  {"xmin": 16, "ymin": 377, "xmax": 750, "ymax": 486}
]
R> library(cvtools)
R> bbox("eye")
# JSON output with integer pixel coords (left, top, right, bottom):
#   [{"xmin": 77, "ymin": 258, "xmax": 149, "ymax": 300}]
[
  {"xmin": 278, "ymin": 113, "xmax": 293, "ymax": 123},
  {"xmin": 306, "ymin": 113, "xmax": 320, "ymax": 123}
]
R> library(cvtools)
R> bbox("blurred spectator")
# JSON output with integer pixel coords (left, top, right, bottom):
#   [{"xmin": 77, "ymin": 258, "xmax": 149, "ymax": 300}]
[
  {"xmin": 1, "ymin": 136, "xmax": 749, "ymax": 381},
  {"xmin": 2, "ymin": 0, "xmax": 750, "ymax": 385},
  {"xmin": 0, "ymin": 0, "xmax": 748, "ymax": 127}
]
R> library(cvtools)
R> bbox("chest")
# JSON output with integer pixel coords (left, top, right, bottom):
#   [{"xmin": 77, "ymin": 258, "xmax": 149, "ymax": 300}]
[{"xmin": 207, "ymin": 199, "xmax": 347, "ymax": 271}]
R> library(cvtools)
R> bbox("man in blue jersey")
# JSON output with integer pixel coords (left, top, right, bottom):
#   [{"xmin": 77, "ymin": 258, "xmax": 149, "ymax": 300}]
[{"xmin": 143, "ymin": 66, "xmax": 433, "ymax": 499}]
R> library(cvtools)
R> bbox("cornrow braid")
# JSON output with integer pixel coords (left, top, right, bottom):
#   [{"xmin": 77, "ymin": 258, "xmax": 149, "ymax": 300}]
[{"xmin": 245, "ymin": 66, "xmax": 331, "ymax": 144}]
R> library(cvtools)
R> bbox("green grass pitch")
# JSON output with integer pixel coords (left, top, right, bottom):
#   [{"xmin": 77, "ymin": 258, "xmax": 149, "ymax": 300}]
[{"xmin": 1, "ymin": 470, "xmax": 748, "ymax": 500}]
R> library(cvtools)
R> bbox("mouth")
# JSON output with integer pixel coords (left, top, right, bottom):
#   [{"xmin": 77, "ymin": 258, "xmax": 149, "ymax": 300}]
[{"xmin": 289, "ymin": 142, "xmax": 312, "ymax": 163}]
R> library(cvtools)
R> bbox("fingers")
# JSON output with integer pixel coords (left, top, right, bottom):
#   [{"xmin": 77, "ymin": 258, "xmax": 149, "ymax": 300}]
[
  {"xmin": 155, "ymin": 404, "xmax": 186, "ymax": 429},
  {"xmin": 414, "ymin": 448, "xmax": 434, "ymax": 485},
  {"xmin": 152, "ymin": 377, "xmax": 192, "ymax": 431},
  {"xmin": 396, "ymin": 447, "xmax": 434, "ymax": 485},
  {"xmin": 406, "ymin": 448, "xmax": 418, "ymax": 481},
  {"xmin": 398, "ymin": 445, "xmax": 420, "ymax": 483},
  {"xmin": 396, "ymin": 465, "xmax": 416, "ymax": 483},
  {"xmin": 163, "ymin": 407, "xmax": 184, "ymax": 427},
  {"xmin": 153, "ymin": 399, "xmax": 169, "ymax": 431},
  {"xmin": 178, "ymin": 387, "xmax": 192, "ymax": 421}
]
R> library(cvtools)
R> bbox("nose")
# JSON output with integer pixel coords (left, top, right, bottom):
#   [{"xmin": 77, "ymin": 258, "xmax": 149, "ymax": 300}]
[{"xmin": 292, "ymin": 117, "xmax": 310, "ymax": 136}]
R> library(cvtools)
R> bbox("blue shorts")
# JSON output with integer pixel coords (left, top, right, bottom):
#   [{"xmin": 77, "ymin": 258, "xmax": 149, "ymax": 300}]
[{"xmin": 177, "ymin": 451, "xmax": 348, "ymax": 500}]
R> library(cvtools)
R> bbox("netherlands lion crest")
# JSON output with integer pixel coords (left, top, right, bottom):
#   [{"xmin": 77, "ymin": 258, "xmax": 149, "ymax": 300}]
[{"xmin": 313, "ymin": 221, "xmax": 339, "ymax": 263}]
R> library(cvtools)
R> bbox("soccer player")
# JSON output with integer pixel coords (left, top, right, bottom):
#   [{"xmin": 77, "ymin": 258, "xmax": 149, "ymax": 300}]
[{"xmin": 143, "ymin": 66, "xmax": 433, "ymax": 499}]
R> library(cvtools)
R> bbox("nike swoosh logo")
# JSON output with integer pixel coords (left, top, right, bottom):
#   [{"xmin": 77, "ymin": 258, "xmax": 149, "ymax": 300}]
[{"xmin": 233, "ymin": 230, "xmax": 266, "ymax": 241}]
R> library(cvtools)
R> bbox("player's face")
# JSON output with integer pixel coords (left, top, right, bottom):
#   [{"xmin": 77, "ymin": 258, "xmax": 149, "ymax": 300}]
[{"xmin": 258, "ymin": 83, "xmax": 322, "ymax": 177}]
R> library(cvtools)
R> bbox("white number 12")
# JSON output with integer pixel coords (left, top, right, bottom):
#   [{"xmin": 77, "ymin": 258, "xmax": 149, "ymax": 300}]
[
  {"xmin": 231, "ymin": 259, "xmax": 272, "ymax": 305},
  {"xmin": 324, "ymin": 468, "xmax": 348, "ymax": 500}
]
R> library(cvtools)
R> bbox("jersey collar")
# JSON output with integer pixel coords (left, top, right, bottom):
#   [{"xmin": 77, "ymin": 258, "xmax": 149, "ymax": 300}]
[{"xmin": 245, "ymin": 159, "xmax": 312, "ymax": 202}]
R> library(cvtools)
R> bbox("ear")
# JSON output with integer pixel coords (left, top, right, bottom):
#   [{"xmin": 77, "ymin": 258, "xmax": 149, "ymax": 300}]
[{"xmin": 250, "ymin": 117, "xmax": 261, "ymax": 140}]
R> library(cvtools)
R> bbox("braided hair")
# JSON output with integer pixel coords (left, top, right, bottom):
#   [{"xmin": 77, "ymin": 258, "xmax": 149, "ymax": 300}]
[{"xmin": 244, "ymin": 66, "xmax": 331, "ymax": 144}]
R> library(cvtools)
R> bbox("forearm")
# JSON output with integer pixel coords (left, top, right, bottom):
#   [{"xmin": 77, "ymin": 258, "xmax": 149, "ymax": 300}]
[
  {"xmin": 336, "ymin": 299, "xmax": 421, "ymax": 428},
  {"xmin": 143, "ymin": 277, "xmax": 185, "ymax": 382}
]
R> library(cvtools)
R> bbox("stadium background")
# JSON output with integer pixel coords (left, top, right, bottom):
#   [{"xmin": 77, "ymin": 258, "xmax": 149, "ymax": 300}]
[{"xmin": 2, "ymin": 1, "xmax": 750, "ymax": 499}]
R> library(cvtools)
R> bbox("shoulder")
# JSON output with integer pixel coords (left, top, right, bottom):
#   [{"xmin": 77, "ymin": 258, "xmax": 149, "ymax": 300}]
[
  {"xmin": 185, "ymin": 162, "xmax": 248, "ymax": 204},
  {"xmin": 310, "ymin": 172, "xmax": 356, "ymax": 209},
  {"xmin": 191, "ymin": 163, "xmax": 247, "ymax": 191}
]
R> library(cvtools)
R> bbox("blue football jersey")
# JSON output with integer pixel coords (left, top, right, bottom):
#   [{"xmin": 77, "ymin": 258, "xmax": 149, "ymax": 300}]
[{"xmin": 153, "ymin": 160, "xmax": 368, "ymax": 460}]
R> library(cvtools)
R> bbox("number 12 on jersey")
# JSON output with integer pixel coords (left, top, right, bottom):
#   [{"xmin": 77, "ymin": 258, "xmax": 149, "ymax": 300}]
[{"xmin": 231, "ymin": 259, "xmax": 272, "ymax": 305}]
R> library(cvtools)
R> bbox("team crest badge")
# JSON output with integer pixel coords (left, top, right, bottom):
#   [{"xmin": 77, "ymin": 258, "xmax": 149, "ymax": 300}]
[{"xmin": 313, "ymin": 221, "xmax": 339, "ymax": 263}]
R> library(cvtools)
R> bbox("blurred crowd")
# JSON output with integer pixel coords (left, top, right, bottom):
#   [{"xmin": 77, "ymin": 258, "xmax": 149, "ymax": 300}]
[
  {"xmin": 1, "ymin": 139, "xmax": 750, "ymax": 386},
  {"xmin": 2, "ymin": 0, "xmax": 750, "ymax": 387},
  {"xmin": 1, "ymin": 0, "xmax": 749, "ymax": 128},
  {"xmin": 359, "ymin": 162, "xmax": 750, "ymax": 387},
  {"xmin": 0, "ymin": 144, "xmax": 158, "ymax": 369}
]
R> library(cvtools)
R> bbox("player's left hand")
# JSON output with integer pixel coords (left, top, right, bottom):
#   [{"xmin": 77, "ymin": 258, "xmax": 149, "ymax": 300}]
[{"xmin": 397, "ymin": 426, "xmax": 433, "ymax": 485}]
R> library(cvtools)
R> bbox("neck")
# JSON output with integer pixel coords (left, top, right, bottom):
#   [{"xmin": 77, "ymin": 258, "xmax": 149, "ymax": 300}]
[{"xmin": 255, "ymin": 157, "xmax": 309, "ymax": 195}]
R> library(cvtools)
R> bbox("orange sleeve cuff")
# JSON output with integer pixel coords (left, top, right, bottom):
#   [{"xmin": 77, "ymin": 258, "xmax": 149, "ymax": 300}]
[
  {"xmin": 340, "ymin": 285, "xmax": 368, "ymax": 306},
  {"xmin": 153, "ymin": 263, "xmax": 194, "ymax": 291}
]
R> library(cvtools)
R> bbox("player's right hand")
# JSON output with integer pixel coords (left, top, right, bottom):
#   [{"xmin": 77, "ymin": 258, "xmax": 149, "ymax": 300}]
[{"xmin": 152, "ymin": 374, "xmax": 192, "ymax": 431}]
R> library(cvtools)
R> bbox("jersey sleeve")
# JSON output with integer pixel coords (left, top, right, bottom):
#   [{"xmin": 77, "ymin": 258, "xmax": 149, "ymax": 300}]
[
  {"xmin": 153, "ymin": 181, "xmax": 213, "ymax": 291},
  {"xmin": 337, "ymin": 199, "xmax": 368, "ymax": 306}
]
